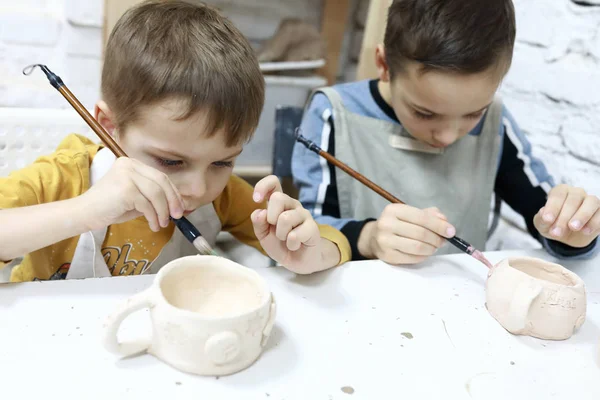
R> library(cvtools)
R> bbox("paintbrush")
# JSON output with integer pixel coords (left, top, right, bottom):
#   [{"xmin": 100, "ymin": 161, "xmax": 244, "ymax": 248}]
[
  {"xmin": 22, "ymin": 64, "xmax": 218, "ymax": 257},
  {"xmin": 295, "ymin": 130, "xmax": 494, "ymax": 269}
]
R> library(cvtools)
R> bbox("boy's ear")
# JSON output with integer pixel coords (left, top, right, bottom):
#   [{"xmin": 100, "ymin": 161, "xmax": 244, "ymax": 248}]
[
  {"xmin": 375, "ymin": 44, "xmax": 391, "ymax": 82},
  {"xmin": 95, "ymin": 100, "xmax": 117, "ymax": 138}
]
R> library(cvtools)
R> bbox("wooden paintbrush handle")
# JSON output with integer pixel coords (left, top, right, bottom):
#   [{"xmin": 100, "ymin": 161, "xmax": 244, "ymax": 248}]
[
  {"xmin": 317, "ymin": 150, "xmax": 404, "ymax": 205},
  {"xmin": 58, "ymin": 86, "xmax": 128, "ymax": 158}
]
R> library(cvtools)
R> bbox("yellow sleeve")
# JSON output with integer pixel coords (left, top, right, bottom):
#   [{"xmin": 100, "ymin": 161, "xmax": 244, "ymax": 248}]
[
  {"xmin": 0, "ymin": 134, "xmax": 98, "ymax": 209},
  {"xmin": 317, "ymin": 224, "xmax": 352, "ymax": 265},
  {"xmin": 213, "ymin": 175, "xmax": 352, "ymax": 266}
]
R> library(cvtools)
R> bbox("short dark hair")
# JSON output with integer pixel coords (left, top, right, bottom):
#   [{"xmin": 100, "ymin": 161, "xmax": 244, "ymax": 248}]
[
  {"xmin": 102, "ymin": 0, "xmax": 264, "ymax": 146},
  {"xmin": 383, "ymin": 0, "xmax": 516, "ymax": 77}
]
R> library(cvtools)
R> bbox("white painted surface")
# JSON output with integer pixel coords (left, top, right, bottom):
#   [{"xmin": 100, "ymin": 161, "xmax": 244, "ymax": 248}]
[{"xmin": 1, "ymin": 249, "xmax": 598, "ymax": 399}]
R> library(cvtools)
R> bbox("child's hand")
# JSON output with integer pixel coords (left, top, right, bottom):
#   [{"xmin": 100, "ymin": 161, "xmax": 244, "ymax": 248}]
[
  {"xmin": 358, "ymin": 204, "xmax": 455, "ymax": 265},
  {"xmin": 80, "ymin": 157, "xmax": 185, "ymax": 231},
  {"xmin": 534, "ymin": 184, "xmax": 600, "ymax": 248},
  {"xmin": 251, "ymin": 175, "xmax": 325, "ymax": 273}
]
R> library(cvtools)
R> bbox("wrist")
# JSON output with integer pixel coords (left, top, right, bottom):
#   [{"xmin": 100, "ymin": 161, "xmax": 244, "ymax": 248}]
[
  {"xmin": 357, "ymin": 221, "xmax": 377, "ymax": 259},
  {"xmin": 318, "ymin": 237, "xmax": 341, "ymax": 270},
  {"xmin": 70, "ymin": 194, "xmax": 100, "ymax": 232}
]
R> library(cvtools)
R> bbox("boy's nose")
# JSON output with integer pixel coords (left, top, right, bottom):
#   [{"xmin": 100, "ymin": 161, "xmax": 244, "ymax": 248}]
[
  {"xmin": 181, "ymin": 178, "xmax": 207, "ymax": 203},
  {"xmin": 436, "ymin": 136, "xmax": 457, "ymax": 147},
  {"xmin": 433, "ymin": 124, "xmax": 461, "ymax": 146}
]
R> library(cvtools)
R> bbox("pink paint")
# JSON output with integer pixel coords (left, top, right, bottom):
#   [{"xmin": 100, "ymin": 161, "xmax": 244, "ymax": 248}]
[{"xmin": 471, "ymin": 250, "xmax": 494, "ymax": 269}]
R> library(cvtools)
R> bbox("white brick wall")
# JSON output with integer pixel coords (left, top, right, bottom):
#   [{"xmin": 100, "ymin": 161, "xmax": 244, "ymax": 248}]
[
  {"xmin": 1, "ymin": 0, "xmax": 598, "ymax": 252},
  {"xmin": 493, "ymin": 0, "xmax": 600, "ymax": 249},
  {"xmin": 0, "ymin": 0, "xmax": 325, "ymax": 109},
  {"xmin": 501, "ymin": 0, "xmax": 600, "ymax": 196},
  {"xmin": 0, "ymin": 0, "xmax": 103, "ymax": 110}
]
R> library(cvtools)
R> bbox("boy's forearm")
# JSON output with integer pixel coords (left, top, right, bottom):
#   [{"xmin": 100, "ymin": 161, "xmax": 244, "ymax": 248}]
[{"xmin": 0, "ymin": 197, "xmax": 91, "ymax": 261}]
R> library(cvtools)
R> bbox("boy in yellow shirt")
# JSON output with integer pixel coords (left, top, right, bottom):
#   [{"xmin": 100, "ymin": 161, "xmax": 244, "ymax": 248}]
[{"xmin": 0, "ymin": 0, "xmax": 351, "ymax": 282}]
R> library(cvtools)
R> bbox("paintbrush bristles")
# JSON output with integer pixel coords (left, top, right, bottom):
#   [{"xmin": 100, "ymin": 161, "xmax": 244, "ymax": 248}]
[{"xmin": 193, "ymin": 236, "xmax": 218, "ymax": 256}]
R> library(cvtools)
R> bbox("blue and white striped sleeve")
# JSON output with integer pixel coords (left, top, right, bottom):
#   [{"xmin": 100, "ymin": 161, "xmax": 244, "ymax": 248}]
[
  {"xmin": 495, "ymin": 106, "xmax": 598, "ymax": 259},
  {"xmin": 291, "ymin": 93, "xmax": 354, "ymax": 231}
]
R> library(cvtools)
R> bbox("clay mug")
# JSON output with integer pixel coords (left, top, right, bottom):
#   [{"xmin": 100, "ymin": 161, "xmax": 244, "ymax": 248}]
[
  {"xmin": 486, "ymin": 257, "xmax": 586, "ymax": 340},
  {"xmin": 102, "ymin": 255, "xmax": 277, "ymax": 376}
]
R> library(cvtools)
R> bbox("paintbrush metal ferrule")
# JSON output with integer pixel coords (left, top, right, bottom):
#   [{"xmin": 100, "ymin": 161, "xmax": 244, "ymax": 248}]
[
  {"xmin": 170, "ymin": 217, "xmax": 218, "ymax": 256},
  {"xmin": 447, "ymin": 236, "xmax": 474, "ymax": 255},
  {"xmin": 295, "ymin": 130, "xmax": 322, "ymax": 153},
  {"xmin": 170, "ymin": 216, "xmax": 200, "ymax": 242}
]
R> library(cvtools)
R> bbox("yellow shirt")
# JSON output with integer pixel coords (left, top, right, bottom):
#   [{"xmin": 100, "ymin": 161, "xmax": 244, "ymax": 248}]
[{"xmin": 0, "ymin": 134, "xmax": 351, "ymax": 282}]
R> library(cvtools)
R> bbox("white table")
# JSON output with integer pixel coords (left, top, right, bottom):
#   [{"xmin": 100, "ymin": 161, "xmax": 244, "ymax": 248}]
[{"xmin": 1, "ymin": 249, "xmax": 599, "ymax": 399}]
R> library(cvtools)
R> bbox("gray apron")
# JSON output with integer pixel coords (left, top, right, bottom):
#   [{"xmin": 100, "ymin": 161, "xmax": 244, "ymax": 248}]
[
  {"xmin": 316, "ymin": 87, "xmax": 502, "ymax": 255},
  {"xmin": 66, "ymin": 148, "xmax": 221, "ymax": 279}
]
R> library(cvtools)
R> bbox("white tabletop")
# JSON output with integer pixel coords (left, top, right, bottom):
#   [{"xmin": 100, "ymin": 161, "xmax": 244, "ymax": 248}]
[{"xmin": 1, "ymin": 249, "xmax": 599, "ymax": 400}]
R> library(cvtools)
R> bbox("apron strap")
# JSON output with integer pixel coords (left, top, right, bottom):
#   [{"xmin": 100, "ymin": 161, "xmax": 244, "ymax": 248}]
[{"xmin": 67, "ymin": 148, "xmax": 115, "ymax": 279}]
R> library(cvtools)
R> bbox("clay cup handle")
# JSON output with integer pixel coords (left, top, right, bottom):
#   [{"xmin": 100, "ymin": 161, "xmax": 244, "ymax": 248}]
[
  {"xmin": 507, "ymin": 282, "xmax": 543, "ymax": 333},
  {"xmin": 101, "ymin": 288, "xmax": 154, "ymax": 357}
]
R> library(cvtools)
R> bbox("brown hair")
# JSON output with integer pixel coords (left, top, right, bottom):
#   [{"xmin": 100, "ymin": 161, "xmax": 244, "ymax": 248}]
[
  {"xmin": 101, "ymin": 0, "xmax": 264, "ymax": 146},
  {"xmin": 383, "ymin": 0, "xmax": 516, "ymax": 77}
]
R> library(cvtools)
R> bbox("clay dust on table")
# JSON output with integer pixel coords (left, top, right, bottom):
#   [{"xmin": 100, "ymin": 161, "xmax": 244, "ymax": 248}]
[
  {"xmin": 401, "ymin": 332, "xmax": 413, "ymax": 339},
  {"xmin": 341, "ymin": 386, "xmax": 355, "ymax": 395}
]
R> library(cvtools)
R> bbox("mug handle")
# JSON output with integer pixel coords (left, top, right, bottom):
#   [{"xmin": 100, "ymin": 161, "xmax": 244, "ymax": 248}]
[
  {"xmin": 102, "ymin": 288, "xmax": 154, "ymax": 357},
  {"xmin": 506, "ymin": 282, "xmax": 543, "ymax": 333},
  {"xmin": 261, "ymin": 293, "xmax": 277, "ymax": 347}
]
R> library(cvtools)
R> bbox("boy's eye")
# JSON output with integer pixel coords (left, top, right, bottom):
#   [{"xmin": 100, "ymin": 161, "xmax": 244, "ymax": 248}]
[
  {"xmin": 414, "ymin": 110, "xmax": 435, "ymax": 120},
  {"xmin": 212, "ymin": 161, "xmax": 234, "ymax": 169},
  {"xmin": 155, "ymin": 157, "xmax": 183, "ymax": 168},
  {"xmin": 465, "ymin": 110, "xmax": 485, "ymax": 119}
]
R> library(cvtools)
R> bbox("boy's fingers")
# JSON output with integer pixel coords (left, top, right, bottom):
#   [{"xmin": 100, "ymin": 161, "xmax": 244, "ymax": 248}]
[
  {"xmin": 266, "ymin": 192, "xmax": 301, "ymax": 225},
  {"xmin": 385, "ymin": 204, "xmax": 455, "ymax": 240},
  {"xmin": 132, "ymin": 162, "xmax": 184, "ymax": 218},
  {"xmin": 133, "ymin": 174, "xmax": 171, "ymax": 228},
  {"xmin": 396, "ymin": 221, "xmax": 445, "ymax": 248},
  {"xmin": 253, "ymin": 175, "xmax": 283, "ymax": 203},
  {"xmin": 542, "ymin": 185, "xmax": 569, "ymax": 226},
  {"xmin": 378, "ymin": 234, "xmax": 437, "ymax": 256},
  {"xmin": 378, "ymin": 248, "xmax": 427, "ymax": 266},
  {"xmin": 167, "ymin": 179, "xmax": 185, "ymax": 218},
  {"xmin": 550, "ymin": 190, "xmax": 585, "ymax": 238},
  {"xmin": 569, "ymin": 196, "xmax": 600, "ymax": 231},
  {"xmin": 132, "ymin": 193, "xmax": 160, "ymax": 232},
  {"xmin": 582, "ymin": 210, "xmax": 600, "ymax": 236},
  {"xmin": 251, "ymin": 209, "xmax": 270, "ymax": 241},
  {"xmin": 424, "ymin": 207, "xmax": 447, "ymax": 221},
  {"xmin": 534, "ymin": 207, "xmax": 551, "ymax": 235},
  {"xmin": 287, "ymin": 220, "xmax": 319, "ymax": 251},
  {"xmin": 275, "ymin": 209, "xmax": 305, "ymax": 242}
]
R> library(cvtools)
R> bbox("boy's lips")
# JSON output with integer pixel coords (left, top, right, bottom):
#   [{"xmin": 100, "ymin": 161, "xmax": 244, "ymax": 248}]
[{"xmin": 429, "ymin": 141, "xmax": 449, "ymax": 148}]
